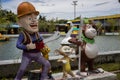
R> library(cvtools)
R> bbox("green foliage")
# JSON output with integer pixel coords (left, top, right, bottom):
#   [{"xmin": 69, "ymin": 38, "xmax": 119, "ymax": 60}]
[
  {"xmin": 48, "ymin": 20, "xmax": 56, "ymax": 32},
  {"xmin": 0, "ymin": 9, "xmax": 68, "ymax": 33},
  {"xmin": 38, "ymin": 20, "xmax": 47, "ymax": 32},
  {"xmin": 39, "ymin": 20, "xmax": 56, "ymax": 32},
  {"xmin": 56, "ymin": 19, "xmax": 67, "ymax": 24},
  {"xmin": 0, "ymin": 9, "xmax": 17, "ymax": 24},
  {"xmin": 75, "ymin": 17, "xmax": 80, "ymax": 20},
  {"xmin": 39, "ymin": 15, "xmax": 46, "ymax": 21},
  {"xmin": 95, "ymin": 21, "xmax": 103, "ymax": 29},
  {"xmin": 83, "ymin": 18, "xmax": 89, "ymax": 24},
  {"xmin": 95, "ymin": 62, "xmax": 120, "ymax": 71},
  {"xmin": 95, "ymin": 62, "xmax": 120, "ymax": 80},
  {"xmin": 0, "ymin": 27, "xmax": 6, "ymax": 31},
  {"xmin": 117, "ymin": 73, "xmax": 120, "ymax": 80},
  {"xmin": 38, "ymin": 15, "xmax": 67, "ymax": 32}
]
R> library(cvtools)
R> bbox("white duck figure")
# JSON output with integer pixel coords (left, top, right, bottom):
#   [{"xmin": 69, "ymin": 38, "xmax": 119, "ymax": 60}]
[{"xmin": 61, "ymin": 21, "xmax": 74, "ymax": 45}]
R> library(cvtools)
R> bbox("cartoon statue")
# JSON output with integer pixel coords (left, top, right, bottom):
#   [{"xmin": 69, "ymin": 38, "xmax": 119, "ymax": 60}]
[
  {"xmin": 15, "ymin": 2, "xmax": 51, "ymax": 80},
  {"xmin": 55, "ymin": 44, "xmax": 75, "ymax": 79},
  {"xmin": 69, "ymin": 21, "xmax": 99, "ymax": 75}
]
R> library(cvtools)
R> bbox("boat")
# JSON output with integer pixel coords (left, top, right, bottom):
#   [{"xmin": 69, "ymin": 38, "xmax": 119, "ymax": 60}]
[{"xmin": 0, "ymin": 33, "xmax": 9, "ymax": 41}]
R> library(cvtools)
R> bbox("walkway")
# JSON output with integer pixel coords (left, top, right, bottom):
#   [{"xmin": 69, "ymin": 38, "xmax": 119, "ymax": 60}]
[{"xmin": 22, "ymin": 70, "xmax": 117, "ymax": 80}]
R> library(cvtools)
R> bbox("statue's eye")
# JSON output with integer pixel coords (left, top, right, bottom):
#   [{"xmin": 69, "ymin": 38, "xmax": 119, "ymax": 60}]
[
  {"xmin": 67, "ymin": 48, "xmax": 70, "ymax": 50},
  {"xmin": 34, "ymin": 17, "xmax": 37, "ymax": 20},
  {"xmin": 88, "ymin": 25, "xmax": 92, "ymax": 29},
  {"xmin": 28, "ymin": 17, "xmax": 32, "ymax": 20}
]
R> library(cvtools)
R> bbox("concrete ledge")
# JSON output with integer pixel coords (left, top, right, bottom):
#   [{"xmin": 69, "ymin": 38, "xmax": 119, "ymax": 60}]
[
  {"xmin": 95, "ymin": 51, "xmax": 120, "ymax": 63},
  {"xmin": 1, "ymin": 50, "xmax": 120, "ymax": 65},
  {"xmin": 0, "ymin": 51, "xmax": 120, "ymax": 78},
  {"xmin": 52, "ymin": 70, "xmax": 117, "ymax": 80}
]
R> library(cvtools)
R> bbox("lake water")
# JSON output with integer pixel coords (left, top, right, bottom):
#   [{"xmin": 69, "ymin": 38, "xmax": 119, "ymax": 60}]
[{"xmin": 0, "ymin": 35, "xmax": 120, "ymax": 60}]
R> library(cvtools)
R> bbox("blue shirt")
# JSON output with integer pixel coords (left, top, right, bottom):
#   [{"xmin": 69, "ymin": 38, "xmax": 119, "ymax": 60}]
[{"xmin": 16, "ymin": 32, "xmax": 43, "ymax": 53}]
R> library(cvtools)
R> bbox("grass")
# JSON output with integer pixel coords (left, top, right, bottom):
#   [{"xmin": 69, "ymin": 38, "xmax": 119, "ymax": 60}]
[
  {"xmin": 117, "ymin": 73, "xmax": 120, "ymax": 80},
  {"xmin": 95, "ymin": 62, "xmax": 120, "ymax": 80},
  {"xmin": 95, "ymin": 62, "xmax": 120, "ymax": 71}
]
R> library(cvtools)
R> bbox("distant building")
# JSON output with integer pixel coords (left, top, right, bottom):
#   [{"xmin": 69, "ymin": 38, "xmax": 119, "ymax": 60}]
[
  {"xmin": 90, "ymin": 14, "xmax": 120, "ymax": 32},
  {"xmin": 70, "ymin": 14, "xmax": 120, "ymax": 33},
  {"xmin": 55, "ymin": 24, "xmax": 68, "ymax": 34},
  {"xmin": 8, "ymin": 24, "xmax": 20, "ymax": 34}
]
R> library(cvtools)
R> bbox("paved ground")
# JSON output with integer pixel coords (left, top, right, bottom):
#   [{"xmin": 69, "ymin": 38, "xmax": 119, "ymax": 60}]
[{"xmin": 22, "ymin": 70, "xmax": 117, "ymax": 80}]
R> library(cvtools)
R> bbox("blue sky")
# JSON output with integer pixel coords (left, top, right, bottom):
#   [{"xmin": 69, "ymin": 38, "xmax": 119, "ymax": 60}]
[{"xmin": 1, "ymin": 0, "xmax": 120, "ymax": 20}]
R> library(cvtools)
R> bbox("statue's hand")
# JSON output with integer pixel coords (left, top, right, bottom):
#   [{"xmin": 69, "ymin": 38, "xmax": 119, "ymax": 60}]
[
  {"xmin": 68, "ymin": 38, "xmax": 81, "ymax": 45},
  {"xmin": 62, "ymin": 60, "xmax": 67, "ymax": 63},
  {"xmin": 26, "ymin": 42, "xmax": 36, "ymax": 50}
]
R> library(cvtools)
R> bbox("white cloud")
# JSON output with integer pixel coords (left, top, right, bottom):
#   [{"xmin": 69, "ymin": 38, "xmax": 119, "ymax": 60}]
[{"xmin": 1, "ymin": 0, "xmax": 120, "ymax": 20}]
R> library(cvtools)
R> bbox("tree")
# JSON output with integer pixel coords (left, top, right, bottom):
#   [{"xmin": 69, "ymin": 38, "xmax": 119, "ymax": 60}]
[
  {"xmin": 47, "ymin": 19, "xmax": 56, "ymax": 32},
  {"xmin": 38, "ymin": 15, "xmax": 46, "ymax": 21},
  {"xmin": 38, "ymin": 20, "xmax": 47, "ymax": 32},
  {"xmin": 56, "ymin": 19, "xmax": 67, "ymax": 24},
  {"xmin": 0, "ymin": 9, "xmax": 17, "ymax": 23}
]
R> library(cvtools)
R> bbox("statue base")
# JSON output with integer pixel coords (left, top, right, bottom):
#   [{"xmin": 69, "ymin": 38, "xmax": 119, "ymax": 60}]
[
  {"xmin": 28, "ymin": 70, "xmax": 117, "ymax": 80},
  {"xmin": 52, "ymin": 70, "xmax": 117, "ymax": 80}
]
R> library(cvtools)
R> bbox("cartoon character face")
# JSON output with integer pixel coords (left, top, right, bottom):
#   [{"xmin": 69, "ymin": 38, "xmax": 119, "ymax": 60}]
[
  {"xmin": 18, "ymin": 13, "xmax": 38, "ymax": 33},
  {"xmin": 60, "ymin": 45, "xmax": 72, "ymax": 55},
  {"xmin": 84, "ymin": 24, "xmax": 97, "ymax": 39}
]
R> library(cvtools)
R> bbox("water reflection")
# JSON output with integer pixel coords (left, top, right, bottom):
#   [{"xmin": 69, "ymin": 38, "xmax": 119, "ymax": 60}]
[{"xmin": 0, "ymin": 36, "xmax": 120, "ymax": 60}]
